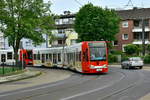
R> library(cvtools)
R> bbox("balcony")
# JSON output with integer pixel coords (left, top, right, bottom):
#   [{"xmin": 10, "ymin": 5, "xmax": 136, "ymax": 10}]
[
  {"xmin": 132, "ymin": 27, "xmax": 150, "ymax": 32},
  {"xmin": 54, "ymin": 33, "xmax": 66, "ymax": 39},
  {"xmin": 132, "ymin": 40, "xmax": 150, "ymax": 44}
]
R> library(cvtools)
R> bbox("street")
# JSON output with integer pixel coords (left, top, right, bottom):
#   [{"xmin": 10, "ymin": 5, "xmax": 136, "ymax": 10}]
[{"xmin": 0, "ymin": 66, "xmax": 150, "ymax": 100}]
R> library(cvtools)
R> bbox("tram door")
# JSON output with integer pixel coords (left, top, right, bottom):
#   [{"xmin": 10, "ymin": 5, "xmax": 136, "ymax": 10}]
[
  {"xmin": 82, "ymin": 48, "xmax": 89, "ymax": 72},
  {"xmin": 1, "ymin": 54, "xmax": 6, "ymax": 63},
  {"xmin": 42, "ymin": 54, "xmax": 45, "ymax": 63}
]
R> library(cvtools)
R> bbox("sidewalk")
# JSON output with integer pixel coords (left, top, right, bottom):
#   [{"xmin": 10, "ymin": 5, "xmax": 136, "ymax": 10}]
[{"xmin": 0, "ymin": 70, "xmax": 41, "ymax": 84}]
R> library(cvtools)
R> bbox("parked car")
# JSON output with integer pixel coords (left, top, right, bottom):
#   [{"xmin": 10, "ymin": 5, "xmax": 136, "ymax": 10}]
[{"xmin": 121, "ymin": 57, "xmax": 143, "ymax": 69}]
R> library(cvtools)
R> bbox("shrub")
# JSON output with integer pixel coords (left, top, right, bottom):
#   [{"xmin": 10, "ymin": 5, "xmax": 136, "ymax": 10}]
[
  {"xmin": 124, "ymin": 44, "xmax": 140, "ymax": 55},
  {"xmin": 147, "ymin": 44, "xmax": 150, "ymax": 54},
  {"xmin": 121, "ymin": 54, "xmax": 129, "ymax": 61},
  {"xmin": 144, "ymin": 55, "xmax": 150, "ymax": 64},
  {"xmin": 108, "ymin": 54, "xmax": 118, "ymax": 63}
]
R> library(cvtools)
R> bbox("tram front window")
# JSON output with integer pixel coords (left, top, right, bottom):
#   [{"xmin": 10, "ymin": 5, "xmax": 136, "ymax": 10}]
[
  {"xmin": 90, "ymin": 47, "xmax": 106, "ymax": 61},
  {"xmin": 88, "ymin": 42, "xmax": 107, "ymax": 61}
]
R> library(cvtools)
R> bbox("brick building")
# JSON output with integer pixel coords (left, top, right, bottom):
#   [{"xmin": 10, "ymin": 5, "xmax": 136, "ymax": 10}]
[{"xmin": 115, "ymin": 8, "xmax": 150, "ymax": 52}]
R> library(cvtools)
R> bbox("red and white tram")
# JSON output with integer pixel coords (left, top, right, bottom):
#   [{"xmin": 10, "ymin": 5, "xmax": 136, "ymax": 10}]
[
  {"xmin": 32, "ymin": 41, "xmax": 108, "ymax": 73},
  {"xmin": 0, "ymin": 41, "xmax": 108, "ymax": 73}
]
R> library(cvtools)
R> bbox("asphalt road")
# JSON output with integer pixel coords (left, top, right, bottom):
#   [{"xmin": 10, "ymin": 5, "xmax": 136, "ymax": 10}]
[{"xmin": 0, "ymin": 66, "xmax": 150, "ymax": 100}]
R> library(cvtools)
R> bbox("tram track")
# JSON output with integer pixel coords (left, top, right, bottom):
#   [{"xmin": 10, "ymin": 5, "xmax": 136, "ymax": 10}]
[
  {"xmin": 16, "ymin": 68, "xmax": 125, "ymax": 100},
  {"xmin": 98, "ymin": 69, "xmax": 146, "ymax": 100},
  {"xmin": 1, "ymin": 67, "xmax": 148, "ymax": 100},
  {"xmin": 15, "ymin": 72, "xmax": 102, "ymax": 100}
]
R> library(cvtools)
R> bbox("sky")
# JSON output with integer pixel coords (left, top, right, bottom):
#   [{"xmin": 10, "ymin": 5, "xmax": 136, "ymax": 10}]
[{"xmin": 44, "ymin": 0, "xmax": 150, "ymax": 14}]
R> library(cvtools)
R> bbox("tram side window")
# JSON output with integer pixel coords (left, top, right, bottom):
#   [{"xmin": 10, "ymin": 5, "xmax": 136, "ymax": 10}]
[
  {"xmin": 37, "ymin": 53, "xmax": 40, "ymax": 60},
  {"xmin": 34, "ymin": 54, "xmax": 36, "ymax": 60},
  {"xmin": 79, "ymin": 52, "xmax": 81, "ymax": 61},
  {"xmin": 46, "ymin": 54, "xmax": 49, "ymax": 60},
  {"xmin": 76, "ymin": 52, "xmax": 81, "ymax": 61},
  {"xmin": 7, "ymin": 52, "xmax": 12, "ymax": 59},
  {"xmin": 58, "ymin": 53, "xmax": 61, "ymax": 62},
  {"xmin": 53, "ymin": 54, "xmax": 57, "ymax": 64},
  {"xmin": 49, "ymin": 54, "xmax": 52, "ymax": 61}
]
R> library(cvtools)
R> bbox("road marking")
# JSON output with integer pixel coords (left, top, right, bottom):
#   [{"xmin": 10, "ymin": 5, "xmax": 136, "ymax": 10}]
[
  {"xmin": 0, "ymin": 80, "xmax": 66, "ymax": 97},
  {"xmin": 61, "ymin": 74, "xmax": 125, "ymax": 100}
]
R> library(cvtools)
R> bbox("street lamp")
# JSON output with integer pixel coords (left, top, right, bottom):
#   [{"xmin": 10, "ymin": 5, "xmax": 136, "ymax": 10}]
[{"xmin": 142, "ymin": 18, "xmax": 145, "ymax": 56}]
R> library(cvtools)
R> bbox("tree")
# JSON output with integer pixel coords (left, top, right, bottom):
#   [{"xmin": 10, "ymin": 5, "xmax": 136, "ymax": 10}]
[
  {"xmin": 124, "ymin": 44, "xmax": 140, "ymax": 55},
  {"xmin": 74, "ymin": 3, "xmax": 120, "ymax": 41},
  {"xmin": 0, "ymin": 0, "xmax": 54, "ymax": 66}
]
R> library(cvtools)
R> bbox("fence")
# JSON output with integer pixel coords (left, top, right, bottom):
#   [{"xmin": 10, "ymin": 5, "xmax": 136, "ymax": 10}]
[{"xmin": 0, "ymin": 61, "xmax": 26, "ymax": 75}]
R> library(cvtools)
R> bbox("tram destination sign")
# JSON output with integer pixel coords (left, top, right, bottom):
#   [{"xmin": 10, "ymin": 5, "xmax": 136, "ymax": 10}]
[{"xmin": 88, "ymin": 42, "xmax": 106, "ymax": 47}]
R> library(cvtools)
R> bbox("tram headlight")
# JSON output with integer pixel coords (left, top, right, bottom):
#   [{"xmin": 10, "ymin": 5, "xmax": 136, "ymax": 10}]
[
  {"xmin": 90, "ymin": 65, "xmax": 95, "ymax": 69},
  {"xmin": 102, "ymin": 64, "xmax": 107, "ymax": 68}
]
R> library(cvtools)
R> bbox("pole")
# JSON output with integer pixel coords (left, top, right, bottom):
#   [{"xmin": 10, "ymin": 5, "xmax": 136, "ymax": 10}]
[
  {"xmin": 142, "ymin": 18, "xmax": 145, "ymax": 56},
  {"xmin": 22, "ymin": 50, "xmax": 23, "ymax": 70},
  {"xmin": 62, "ymin": 34, "xmax": 66, "ymax": 67}
]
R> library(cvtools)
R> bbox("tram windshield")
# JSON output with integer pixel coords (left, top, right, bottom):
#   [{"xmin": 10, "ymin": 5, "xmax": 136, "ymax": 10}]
[{"xmin": 89, "ymin": 43, "xmax": 106, "ymax": 61}]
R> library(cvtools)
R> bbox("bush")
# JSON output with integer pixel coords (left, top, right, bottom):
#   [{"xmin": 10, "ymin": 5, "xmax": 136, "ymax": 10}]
[
  {"xmin": 124, "ymin": 44, "xmax": 140, "ymax": 55},
  {"xmin": 147, "ymin": 44, "xmax": 150, "ymax": 54},
  {"xmin": 144, "ymin": 55, "xmax": 150, "ymax": 64},
  {"xmin": 121, "ymin": 54, "xmax": 129, "ymax": 61},
  {"xmin": 110, "ymin": 50, "xmax": 123, "ymax": 55},
  {"xmin": 108, "ymin": 54, "xmax": 118, "ymax": 63}
]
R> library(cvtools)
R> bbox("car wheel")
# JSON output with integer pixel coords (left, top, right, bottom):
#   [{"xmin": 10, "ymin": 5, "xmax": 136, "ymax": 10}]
[
  {"xmin": 139, "ymin": 66, "xmax": 143, "ymax": 69},
  {"xmin": 127, "ymin": 64, "xmax": 130, "ymax": 69},
  {"xmin": 121, "ymin": 65, "xmax": 124, "ymax": 69}
]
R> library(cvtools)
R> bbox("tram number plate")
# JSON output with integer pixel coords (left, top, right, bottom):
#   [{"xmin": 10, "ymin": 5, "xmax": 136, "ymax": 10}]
[{"xmin": 96, "ymin": 69, "xmax": 102, "ymax": 71}]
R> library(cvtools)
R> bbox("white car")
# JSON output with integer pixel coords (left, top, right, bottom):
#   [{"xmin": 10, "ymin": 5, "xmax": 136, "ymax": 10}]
[{"xmin": 121, "ymin": 57, "xmax": 143, "ymax": 69}]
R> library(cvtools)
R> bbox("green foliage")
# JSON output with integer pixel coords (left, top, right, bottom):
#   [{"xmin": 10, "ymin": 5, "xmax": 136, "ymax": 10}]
[
  {"xmin": 108, "ymin": 54, "xmax": 118, "ymax": 63},
  {"xmin": 144, "ymin": 55, "xmax": 150, "ymax": 64},
  {"xmin": 124, "ymin": 44, "xmax": 140, "ymax": 55},
  {"xmin": 74, "ymin": 3, "xmax": 120, "ymax": 41},
  {"xmin": 0, "ymin": 67, "xmax": 21, "ymax": 75},
  {"xmin": 110, "ymin": 50, "xmax": 123, "ymax": 55},
  {"xmin": 147, "ymin": 44, "xmax": 150, "ymax": 54},
  {"xmin": 0, "ymin": 0, "xmax": 54, "ymax": 63},
  {"xmin": 121, "ymin": 54, "xmax": 129, "ymax": 61}
]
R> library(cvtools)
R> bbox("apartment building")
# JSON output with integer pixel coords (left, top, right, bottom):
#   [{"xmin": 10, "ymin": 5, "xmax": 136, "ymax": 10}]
[
  {"xmin": 49, "ymin": 11, "xmax": 78, "ymax": 47},
  {"xmin": 115, "ymin": 8, "xmax": 150, "ymax": 51}
]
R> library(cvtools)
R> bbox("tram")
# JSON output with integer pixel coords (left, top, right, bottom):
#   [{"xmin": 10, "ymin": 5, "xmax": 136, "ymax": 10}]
[
  {"xmin": 0, "ymin": 41, "xmax": 108, "ymax": 73},
  {"xmin": 0, "ymin": 49, "xmax": 33, "ymax": 66},
  {"xmin": 32, "ymin": 41, "xmax": 108, "ymax": 73}
]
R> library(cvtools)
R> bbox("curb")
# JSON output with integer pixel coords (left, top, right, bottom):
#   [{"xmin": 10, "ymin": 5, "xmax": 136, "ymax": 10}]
[{"xmin": 0, "ymin": 70, "xmax": 42, "ymax": 84}]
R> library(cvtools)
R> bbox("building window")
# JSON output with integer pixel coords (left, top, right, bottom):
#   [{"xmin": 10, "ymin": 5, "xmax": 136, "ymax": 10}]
[
  {"xmin": 113, "ymin": 41, "xmax": 118, "ymax": 46},
  {"xmin": 26, "ymin": 40, "xmax": 32, "ymax": 46},
  {"xmin": 7, "ymin": 52, "xmax": 13, "ymax": 59},
  {"xmin": 122, "ymin": 34, "xmax": 128, "ymax": 40},
  {"xmin": 62, "ymin": 18, "xmax": 69, "ymax": 24},
  {"xmin": 122, "ymin": 21, "xmax": 128, "ymax": 28},
  {"xmin": 55, "ymin": 19, "xmax": 59, "ymax": 25},
  {"xmin": 58, "ymin": 40, "xmax": 63, "ymax": 44},
  {"xmin": 134, "ymin": 32, "xmax": 149, "ymax": 40},
  {"xmin": 58, "ymin": 29, "xmax": 65, "ymax": 34},
  {"xmin": 134, "ymin": 19, "xmax": 149, "ymax": 27}
]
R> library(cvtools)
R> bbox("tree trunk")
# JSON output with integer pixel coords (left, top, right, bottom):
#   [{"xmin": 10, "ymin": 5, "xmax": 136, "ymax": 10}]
[
  {"xmin": 13, "ymin": 39, "xmax": 20, "ymax": 68},
  {"xmin": 14, "ymin": 48, "xmax": 19, "ymax": 67}
]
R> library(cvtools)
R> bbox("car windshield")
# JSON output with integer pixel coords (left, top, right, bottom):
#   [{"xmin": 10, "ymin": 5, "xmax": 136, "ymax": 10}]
[
  {"xmin": 89, "ymin": 43, "xmax": 106, "ymax": 61},
  {"xmin": 129, "ymin": 57, "xmax": 142, "ymax": 61}
]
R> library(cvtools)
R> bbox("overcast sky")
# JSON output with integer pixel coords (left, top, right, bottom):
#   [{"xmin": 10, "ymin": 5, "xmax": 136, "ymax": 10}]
[{"xmin": 44, "ymin": 0, "xmax": 150, "ymax": 14}]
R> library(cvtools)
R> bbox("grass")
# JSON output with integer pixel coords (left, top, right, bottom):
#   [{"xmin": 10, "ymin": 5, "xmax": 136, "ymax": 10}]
[{"xmin": 0, "ymin": 67, "xmax": 22, "ymax": 75}]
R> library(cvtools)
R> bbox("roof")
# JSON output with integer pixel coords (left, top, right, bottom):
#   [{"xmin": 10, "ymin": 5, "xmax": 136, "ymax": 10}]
[{"xmin": 117, "ymin": 8, "xmax": 150, "ymax": 20}]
